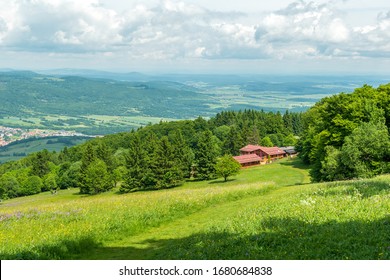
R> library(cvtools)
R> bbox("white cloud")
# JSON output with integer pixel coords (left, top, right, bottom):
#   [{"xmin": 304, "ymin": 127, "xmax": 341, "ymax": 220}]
[
  {"xmin": 0, "ymin": 0, "xmax": 123, "ymax": 51},
  {"xmin": 254, "ymin": 1, "xmax": 354, "ymax": 59},
  {"xmin": 0, "ymin": 0, "xmax": 389, "ymax": 71}
]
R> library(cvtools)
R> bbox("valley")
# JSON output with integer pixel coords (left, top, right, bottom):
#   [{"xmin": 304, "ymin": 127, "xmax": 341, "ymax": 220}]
[{"xmin": 1, "ymin": 70, "xmax": 388, "ymax": 135}]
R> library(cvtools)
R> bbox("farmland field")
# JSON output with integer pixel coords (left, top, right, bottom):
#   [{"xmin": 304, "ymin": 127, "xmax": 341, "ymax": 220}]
[
  {"xmin": 0, "ymin": 136, "xmax": 90, "ymax": 163},
  {"xmin": 1, "ymin": 158, "xmax": 389, "ymax": 260}
]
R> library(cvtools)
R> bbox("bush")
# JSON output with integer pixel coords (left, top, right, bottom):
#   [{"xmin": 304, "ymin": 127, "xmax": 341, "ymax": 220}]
[{"xmin": 19, "ymin": 176, "xmax": 43, "ymax": 196}]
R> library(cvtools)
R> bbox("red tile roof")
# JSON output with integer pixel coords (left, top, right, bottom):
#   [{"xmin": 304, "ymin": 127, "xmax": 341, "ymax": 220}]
[
  {"xmin": 233, "ymin": 154, "xmax": 262, "ymax": 164},
  {"xmin": 259, "ymin": 146, "xmax": 286, "ymax": 156},
  {"xmin": 239, "ymin": 144, "xmax": 263, "ymax": 152},
  {"xmin": 239, "ymin": 145, "xmax": 286, "ymax": 156}
]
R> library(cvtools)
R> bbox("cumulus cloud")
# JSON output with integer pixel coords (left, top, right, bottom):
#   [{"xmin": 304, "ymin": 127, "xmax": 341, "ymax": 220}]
[
  {"xmin": 255, "ymin": 1, "xmax": 352, "ymax": 58},
  {"xmin": 0, "ymin": 0, "xmax": 389, "ymax": 63},
  {"xmin": 254, "ymin": 1, "xmax": 390, "ymax": 59},
  {"xmin": 352, "ymin": 11, "xmax": 390, "ymax": 56}
]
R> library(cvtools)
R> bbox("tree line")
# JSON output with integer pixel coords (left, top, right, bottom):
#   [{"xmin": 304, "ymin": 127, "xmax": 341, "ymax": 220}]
[
  {"xmin": 0, "ymin": 109, "xmax": 302, "ymax": 199},
  {"xmin": 298, "ymin": 84, "xmax": 390, "ymax": 181}
]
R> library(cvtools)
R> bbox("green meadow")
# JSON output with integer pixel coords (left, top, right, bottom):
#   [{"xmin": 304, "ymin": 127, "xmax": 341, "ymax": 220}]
[{"xmin": 1, "ymin": 158, "xmax": 389, "ymax": 260}]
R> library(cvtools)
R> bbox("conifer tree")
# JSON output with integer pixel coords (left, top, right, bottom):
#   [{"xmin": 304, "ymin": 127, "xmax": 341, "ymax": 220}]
[
  {"xmin": 96, "ymin": 142, "xmax": 115, "ymax": 172},
  {"xmin": 283, "ymin": 110, "xmax": 294, "ymax": 134},
  {"xmin": 247, "ymin": 126, "xmax": 260, "ymax": 145},
  {"xmin": 121, "ymin": 134, "xmax": 149, "ymax": 192},
  {"xmin": 195, "ymin": 130, "xmax": 218, "ymax": 180},
  {"xmin": 30, "ymin": 149, "xmax": 50, "ymax": 178},
  {"xmin": 171, "ymin": 130, "xmax": 194, "ymax": 178},
  {"xmin": 79, "ymin": 143, "xmax": 97, "ymax": 194},
  {"xmin": 153, "ymin": 136, "xmax": 183, "ymax": 189},
  {"xmin": 223, "ymin": 126, "xmax": 243, "ymax": 156}
]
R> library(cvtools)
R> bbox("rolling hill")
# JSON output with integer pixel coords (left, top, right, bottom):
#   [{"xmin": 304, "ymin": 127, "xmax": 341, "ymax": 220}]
[
  {"xmin": 0, "ymin": 71, "xmax": 210, "ymax": 134},
  {"xmin": 2, "ymin": 70, "xmax": 388, "ymax": 135}
]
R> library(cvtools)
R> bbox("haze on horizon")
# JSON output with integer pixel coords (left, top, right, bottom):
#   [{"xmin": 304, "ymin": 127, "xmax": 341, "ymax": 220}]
[{"xmin": 0, "ymin": 0, "xmax": 389, "ymax": 75}]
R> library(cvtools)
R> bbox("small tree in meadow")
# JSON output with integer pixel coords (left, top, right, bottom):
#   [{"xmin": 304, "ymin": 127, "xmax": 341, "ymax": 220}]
[{"xmin": 215, "ymin": 154, "xmax": 241, "ymax": 182}]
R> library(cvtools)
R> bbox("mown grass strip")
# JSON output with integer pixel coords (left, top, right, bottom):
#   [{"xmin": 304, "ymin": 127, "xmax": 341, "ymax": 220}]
[
  {"xmin": 0, "ymin": 181, "xmax": 276, "ymax": 259},
  {"xmin": 126, "ymin": 176, "xmax": 390, "ymax": 260}
]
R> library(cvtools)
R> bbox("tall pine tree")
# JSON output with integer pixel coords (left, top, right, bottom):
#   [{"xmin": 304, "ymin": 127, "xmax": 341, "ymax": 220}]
[
  {"xmin": 195, "ymin": 130, "xmax": 218, "ymax": 180},
  {"xmin": 171, "ymin": 130, "xmax": 194, "ymax": 178},
  {"xmin": 223, "ymin": 125, "xmax": 243, "ymax": 156},
  {"xmin": 153, "ymin": 136, "xmax": 184, "ymax": 189},
  {"xmin": 121, "ymin": 134, "xmax": 150, "ymax": 192},
  {"xmin": 79, "ymin": 143, "xmax": 97, "ymax": 194}
]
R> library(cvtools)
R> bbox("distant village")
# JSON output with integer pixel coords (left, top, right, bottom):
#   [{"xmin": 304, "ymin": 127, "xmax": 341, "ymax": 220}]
[{"xmin": 0, "ymin": 126, "xmax": 88, "ymax": 147}]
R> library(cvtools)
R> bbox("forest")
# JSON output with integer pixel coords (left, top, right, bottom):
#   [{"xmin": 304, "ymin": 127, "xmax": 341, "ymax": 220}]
[
  {"xmin": 298, "ymin": 83, "xmax": 390, "ymax": 181},
  {"xmin": 0, "ymin": 109, "xmax": 302, "ymax": 198}
]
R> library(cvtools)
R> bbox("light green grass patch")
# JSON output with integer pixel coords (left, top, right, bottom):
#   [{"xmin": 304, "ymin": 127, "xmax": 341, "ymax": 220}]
[{"xmin": 1, "ymin": 159, "xmax": 389, "ymax": 260}]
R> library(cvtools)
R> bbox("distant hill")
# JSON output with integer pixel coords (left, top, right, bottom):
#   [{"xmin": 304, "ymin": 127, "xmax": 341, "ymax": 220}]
[
  {"xmin": 0, "ymin": 71, "xmax": 211, "ymax": 134},
  {"xmin": 36, "ymin": 69, "xmax": 152, "ymax": 82},
  {"xmin": 0, "ymin": 71, "xmax": 208, "ymax": 117},
  {"xmin": 0, "ymin": 136, "xmax": 90, "ymax": 163},
  {"xmin": 1, "ymin": 70, "xmax": 388, "ymax": 135}
]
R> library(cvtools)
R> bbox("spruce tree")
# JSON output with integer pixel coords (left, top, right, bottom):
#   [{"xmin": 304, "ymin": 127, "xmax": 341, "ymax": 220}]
[
  {"xmin": 223, "ymin": 126, "xmax": 243, "ymax": 156},
  {"xmin": 247, "ymin": 126, "xmax": 260, "ymax": 145},
  {"xmin": 79, "ymin": 143, "xmax": 96, "ymax": 194},
  {"xmin": 171, "ymin": 130, "xmax": 194, "ymax": 178},
  {"xmin": 153, "ymin": 136, "xmax": 183, "ymax": 189},
  {"xmin": 195, "ymin": 130, "xmax": 218, "ymax": 180},
  {"xmin": 96, "ymin": 142, "xmax": 115, "ymax": 172},
  {"xmin": 30, "ymin": 149, "xmax": 50, "ymax": 178},
  {"xmin": 121, "ymin": 134, "xmax": 149, "ymax": 192}
]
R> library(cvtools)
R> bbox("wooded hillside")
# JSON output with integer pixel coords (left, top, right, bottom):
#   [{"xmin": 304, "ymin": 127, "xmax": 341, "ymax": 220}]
[
  {"xmin": 0, "ymin": 109, "xmax": 302, "ymax": 198},
  {"xmin": 298, "ymin": 84, "xmax": 390, "ymax": 181}
]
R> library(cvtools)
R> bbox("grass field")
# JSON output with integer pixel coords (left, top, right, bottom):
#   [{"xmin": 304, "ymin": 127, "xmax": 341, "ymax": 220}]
[{"xmin": 1, "ymin": 158, "xmax": 389, "ymax": 260}]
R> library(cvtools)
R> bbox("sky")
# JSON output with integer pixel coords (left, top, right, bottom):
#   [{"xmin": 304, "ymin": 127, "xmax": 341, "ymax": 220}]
[{"xmin": 0, "ymin": 0, "xmax": 389, "ymax": 74}]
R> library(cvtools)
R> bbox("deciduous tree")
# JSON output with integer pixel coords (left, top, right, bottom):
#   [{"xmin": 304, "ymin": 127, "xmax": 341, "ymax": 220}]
[{"xmin": 215, "ymin": 154, "xmax": 241, "ymax": 182}]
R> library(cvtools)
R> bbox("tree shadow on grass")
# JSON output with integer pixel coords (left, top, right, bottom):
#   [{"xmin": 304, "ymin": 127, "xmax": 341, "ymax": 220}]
[
  {"xmin": 208, "ymin": 178, "xmax": 237, "ymax": 184},
  {"xmin": 6, "ymin": 217, "xmax": 389, "ymax": 260},
  {"xmin": 280, "ymin": 159, "xmax": 311, "ymax": 171},
  {"xmin": 81, "ymin": 217, "xmax": 390, "ymax": 260},
  {"xmin": 0, "ymin": 236, "xmax": 100, "ymax": 260}
]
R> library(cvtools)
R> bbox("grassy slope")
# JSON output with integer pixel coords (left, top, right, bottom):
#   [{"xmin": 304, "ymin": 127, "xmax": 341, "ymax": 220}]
[{"xmin": 1, "ymin": 158, "xmax": 389, "ymax": 260}]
